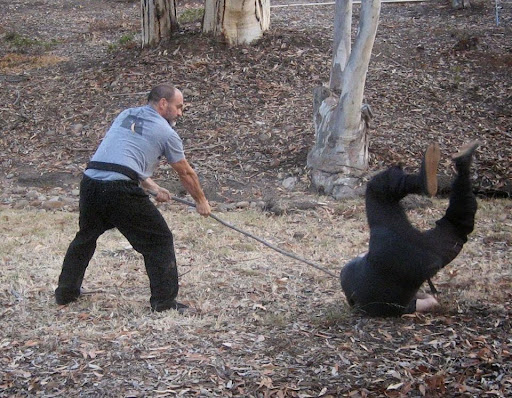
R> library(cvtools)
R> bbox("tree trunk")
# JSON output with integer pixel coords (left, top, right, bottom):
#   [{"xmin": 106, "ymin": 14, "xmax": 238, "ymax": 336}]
[
  {"xmin": 452, "ymin": 0, "xmax": 471, "ymax": 9},
  {"xmin": 329, "ymin": 0, "xmax": 352, "ymax": 92},
  {"xmin": 203, "ymin": 0, "xmax": 270, "ymax": 46},
  {"xmin": 307, "ymin": 0, "xmax": 380, "ymax": 199},
  {"xmin": 141, "ymin": 0, "xmax": 178, "ymax": 47}
]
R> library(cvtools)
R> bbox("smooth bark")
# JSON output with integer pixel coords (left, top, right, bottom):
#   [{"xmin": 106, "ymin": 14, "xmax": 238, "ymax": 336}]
[
  {"xmin": 203, "ymin": 0, "xmax": 270, "ymax": 45},
  {"xmin": 308, "ymin": 0, "xmax": 380, "ymax": 198}
]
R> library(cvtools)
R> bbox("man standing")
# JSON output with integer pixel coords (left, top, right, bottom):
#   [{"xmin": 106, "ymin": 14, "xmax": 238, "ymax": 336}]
[
  {"xmin": 340, "ymin": 141, "xmax": 479, "ymax": 317},
  {"xmin": 55, "ymin": 84, "xmax": 211, "ymax": 313}
]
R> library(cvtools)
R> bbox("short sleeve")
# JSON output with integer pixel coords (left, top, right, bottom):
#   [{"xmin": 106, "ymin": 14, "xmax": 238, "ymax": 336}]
[{"xmin": 163, "ymin": 130, "xmax": 185, "ymax": 164}]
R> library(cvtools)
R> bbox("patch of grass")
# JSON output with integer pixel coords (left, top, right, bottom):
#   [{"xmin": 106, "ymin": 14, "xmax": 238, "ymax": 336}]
[
  {"xmin": 231, "ymin": 242, "xmax": 257, "ymax": 252},
  {"xmin": 88, "ymin": 20, "xmax": 118, "ymax": 33},
  {"xmin": 107, "ymin": 33, "xmax": 137, "ymax": 51},
  {"xmin": 4, "ymin": 31, "xmax": 58, "ymax": 50},
  {"xmin": 261, "ymin": 311, "xmax": 290, "ymax": 327},
  {"xmin": 178, "ymin": 8, "xmax": 204, "ymax": 24},
  {"xmin": 452, "ymin": 64, "xmax": 464, "ymax": 86},
  {"xmin": 119, "ymin": 33, "xmax": 135, "ymax": 45},
  {"xmin": 313, "ymin": 304, "xmax": 352, "ymax": 327},
  {"xmin": 237, "ymin": 268, "xmax": 261, "ymax": 277},
  {"xmin": 0, "ymin": 53, "xmax": 69, "ymax": 73}
]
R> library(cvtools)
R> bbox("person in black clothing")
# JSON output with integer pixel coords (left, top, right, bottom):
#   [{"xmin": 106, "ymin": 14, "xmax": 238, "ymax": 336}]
[{"xmin": 340, "ymin": 141, "xmax": 479, "ymax": 317}]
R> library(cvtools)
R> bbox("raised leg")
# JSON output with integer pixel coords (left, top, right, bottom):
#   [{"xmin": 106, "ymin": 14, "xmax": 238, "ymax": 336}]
[
  {"xmin": 365, "ymin": 143, "xmax": 440, "ymax": 229},
  {"xmin": 443, "ymin": 141, "xmax": 479, "ymax": 239},
  {"xmin": 422, "ymin": 141, "xmax": 479, "ymax": 275}
]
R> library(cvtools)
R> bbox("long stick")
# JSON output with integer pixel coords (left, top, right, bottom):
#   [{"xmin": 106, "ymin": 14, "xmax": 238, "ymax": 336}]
[
  {"xmin": 151, "ymin": 191, "xmax": 338, "ymax": 279},
  {"xmin": 154, "ymin": 193, "xmax": 439, "ymax": 294}
]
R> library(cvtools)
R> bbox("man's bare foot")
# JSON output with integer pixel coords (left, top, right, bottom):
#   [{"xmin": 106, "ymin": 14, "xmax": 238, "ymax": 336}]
[{"xmin": 416, "ymin": 293, "xmax": 440, "ymax": 313}]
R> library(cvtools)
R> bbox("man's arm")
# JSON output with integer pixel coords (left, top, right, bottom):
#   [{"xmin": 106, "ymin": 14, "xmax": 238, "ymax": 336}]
[
  {"xmin": 170, "ymin": 159, "xmax": 211, "ymax": 217},
  {"xmin": 140, "ymin": 177, "xmax": 172, "ymax": 202}
]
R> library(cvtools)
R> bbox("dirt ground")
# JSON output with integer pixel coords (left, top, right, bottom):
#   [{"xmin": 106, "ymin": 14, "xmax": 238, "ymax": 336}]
[
  {"xmin": 1, "ymin": 198, "xmax": 511, "ymax": 397},
  {"xmin": 0, "ymin": 0, "xmax": 511, "ymax": 397},
  {"xmin": 1, "ymin": 0, "xmax": 511, "ymax": 201}
]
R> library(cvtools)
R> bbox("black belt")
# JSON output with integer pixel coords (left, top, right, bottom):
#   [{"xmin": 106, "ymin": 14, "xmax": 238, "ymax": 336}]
[{"xmin": 86, "ymin": 161, "xmax": 139, "ymax": 182}]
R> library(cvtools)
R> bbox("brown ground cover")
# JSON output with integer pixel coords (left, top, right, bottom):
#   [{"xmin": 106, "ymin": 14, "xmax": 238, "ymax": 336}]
[
  {"xmin": 1, "ymin": 198, "xmax": 511, "ymax": 397},
  {"xmin": 0, "ymin": 0, "xmax": 511, "ymax": 198},
  {"xmin": 0, "ymin": 0, "xmax": 511, "ymax": 396}
]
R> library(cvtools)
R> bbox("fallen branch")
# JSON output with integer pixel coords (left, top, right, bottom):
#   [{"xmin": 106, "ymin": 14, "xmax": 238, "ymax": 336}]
[
  {"xmin": 271, "ymin": 0, "xmax": 426, "ymax": 8},
  {"xmin": 109, "ymin": 91, "xmax": 149, "ymax": 97},
  {"xmin": 150, "ymin": 191, "xmax": 338, "ymax": 279},
  {"xmin": 13, "ymin": 90, "xmax": 21, "ymax": 106},
  {"xmin": 186, "ymin": 143, "xmax": 225, "ymax": 152}
]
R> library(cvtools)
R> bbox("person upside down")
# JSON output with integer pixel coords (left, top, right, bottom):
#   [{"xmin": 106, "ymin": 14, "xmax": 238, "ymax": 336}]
[{"xmin": 340, "ymin": 141, "xmax": 479, "ymax": 317}]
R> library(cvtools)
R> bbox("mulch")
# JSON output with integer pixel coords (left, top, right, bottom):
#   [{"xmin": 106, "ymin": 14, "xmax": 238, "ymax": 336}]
[
  {"xmin": 0, "ymin": 0, "xmax": 511, "ymax": 200},
  {"xmin": 0, "ymin": 1, "xmax": 511, "ymax": 395}
]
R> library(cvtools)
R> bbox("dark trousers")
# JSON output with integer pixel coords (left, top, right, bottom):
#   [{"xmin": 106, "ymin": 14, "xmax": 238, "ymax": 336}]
[
  {"xmin": 365, "ymin": 166, "xmax": 477, "ymax": 285},
  {"xmin": 56, "ymin": 176, "xmax": 179, "ymax": 309}
]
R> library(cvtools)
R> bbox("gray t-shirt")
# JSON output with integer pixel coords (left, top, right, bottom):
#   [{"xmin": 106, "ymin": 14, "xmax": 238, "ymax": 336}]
[{"xmin": 85, "ymin": 105, "xmax": 185, "ymax": 181}]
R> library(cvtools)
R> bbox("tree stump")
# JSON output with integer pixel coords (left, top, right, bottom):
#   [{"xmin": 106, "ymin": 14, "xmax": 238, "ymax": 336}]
[{"xmin": 141, "ymin": 0, "xmax": 178, "ymax": 47}]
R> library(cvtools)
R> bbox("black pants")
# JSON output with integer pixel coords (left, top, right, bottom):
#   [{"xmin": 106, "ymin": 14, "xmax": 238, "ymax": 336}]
[
  {"xmin": 56, "ymin": 176, "xmax": 179, "ymax": 309},
  {"xmin": 366, "ymin": 165, "xmax": 477, "ymax": 289}
]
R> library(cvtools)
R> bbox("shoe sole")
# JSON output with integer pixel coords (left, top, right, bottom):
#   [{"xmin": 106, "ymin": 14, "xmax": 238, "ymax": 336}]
[
  {"xmin": 424, "ymin": 143, "xmax": 441, "ymax": 197},
  {"xmin": 152, "ymin": 300, "xmax": 191, "ymax": 314},
  {"xmin": 452, "ymin": 140, "xmax": 479, "ymax": 160}
]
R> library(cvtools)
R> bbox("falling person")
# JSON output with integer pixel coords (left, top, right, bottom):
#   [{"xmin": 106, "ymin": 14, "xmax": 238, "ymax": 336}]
[{"xmin": 340, "ymin": 141, "xmax": 479, "ymax": 316}]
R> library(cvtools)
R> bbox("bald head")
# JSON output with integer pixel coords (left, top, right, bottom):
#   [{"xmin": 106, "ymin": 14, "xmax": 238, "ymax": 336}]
[
  {"xmin": 148, "ymin": 84, "xmax": 184, "ymax": 125},
  {"xmin": 148, "ymin": 84, "xmax": 178, "ymax": 105}
]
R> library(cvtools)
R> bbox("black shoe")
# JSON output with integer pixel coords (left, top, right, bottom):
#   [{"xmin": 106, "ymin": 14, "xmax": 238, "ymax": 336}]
[
  {"xmin": 452, "ymin": 140, "xmax": 479, "ymax": 171},
  {"xmin": 55, "ymin": 287, "xmax": 80, "ymax": 305},
  {"xmin": 420, "ymin": 143, "xmax": 441, "ymax": 197},
  {"xmin": 152, "ymin": 300, "xmax": 190, "ymax": 314}
]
